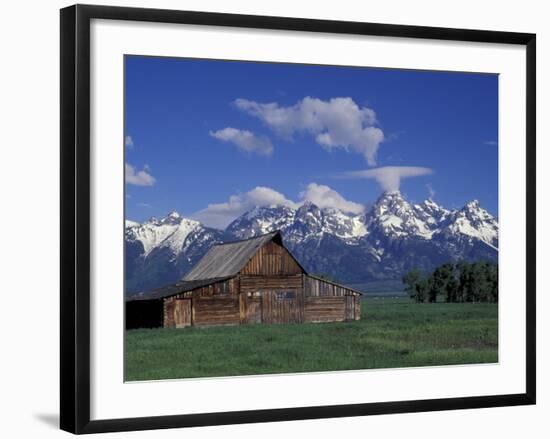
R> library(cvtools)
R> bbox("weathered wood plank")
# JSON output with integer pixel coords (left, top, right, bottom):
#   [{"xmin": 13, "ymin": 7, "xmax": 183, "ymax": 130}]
[
  {"xmin": 240, "ymin": 241, "xmax": 302, "ymax": 276},
  {"xmin": 304, "ymin": 296, "xmax": 347, "ymax": 323}
]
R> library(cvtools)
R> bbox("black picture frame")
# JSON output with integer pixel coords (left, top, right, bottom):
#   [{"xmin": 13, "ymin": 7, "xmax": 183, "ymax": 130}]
[{"xmin": 60, "ymin": 4, "xmax": 536, "ymax": 434}]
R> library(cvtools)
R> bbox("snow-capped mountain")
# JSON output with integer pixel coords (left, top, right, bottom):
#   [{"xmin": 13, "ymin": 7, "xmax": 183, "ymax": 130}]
[
  {"xmin": 125, "ymin": 211, "xmax": 229, "ymax": 293},
  {"xmin": 226, "ymin": 205, "xmax": 296, "ymax": 239},
  {"xmin": 125, "ymin": 211, "xmax": 202, "ymax": 257},
  {"xmin": 366, "ymin": 191, "xmax": 433, "ymax": 240},
  {"xmin": 226, "ymin": 201, "xmax": 367, "ymax": 243},
  {"xmin": 438, "ymin": 200, "xmax": 498, "ymax": 247},
  {"xmin": 125, "ymin": 192, "xmax": 498, "ymax": 295}
]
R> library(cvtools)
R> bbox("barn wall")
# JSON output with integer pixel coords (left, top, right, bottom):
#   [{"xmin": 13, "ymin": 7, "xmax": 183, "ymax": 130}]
[
  {"xmin": 303, "ymin": 275, "xmax": 362, "ymax": 322},
  {"xmin": 190, "ymin": 278, "xmax": 238, "ymax": 297},
  {"xmin": 239, "ymin": 272, "xmax": 304, "ymax": 325},
  {"xmin": 240, "ymin": 241, "xmax": 303, "ymax": 276},
  {"xmin": 159, "ymin": 265, "xmax": 362, "ymax": 328},
  {"xmin": 239, "ymin": 274, "xmax": 302, "ymax": 292},
  {"xmin": 126, "ymin": 299, "xmax": 164, "ymax": 329},
  {"xmin": 192, "ymin": 296, "xmax": 240, "ymax": 326},
  {"xmin": 259, "ymin": 289, "xmax": 305, "ymax": 324},
  {"xmin": 304, "ymin": 296, "xmax": 347, "ymax": 323},
  {"xmin": 304, "ymin": 275, "xmax": 358, "ymax": 297},
  {"xmin": 163, "ymin": 278, "xmax": 239, "ymax": 328}
]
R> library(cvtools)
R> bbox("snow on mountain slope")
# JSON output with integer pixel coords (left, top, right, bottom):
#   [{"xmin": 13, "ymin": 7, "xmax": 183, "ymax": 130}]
[
  {"xmin": 226, "ymin": 205, "xmax": 295, "ymax": 239},
  {"xmin": 125, "ymin": 211, "xmax": 202, "ymax": 257},
  {"xmin": 366, "ymin": 191, "xmax": 433, "ymax": 239},
  {"xmin": 413, "ymin": 198, "xmax": 452, "ymax": 228},
  {"xmin": 438, "ymin": 200, "xmax": 498, "ymax": 248},
  {"xmin": 226, "ymin": 201, "xmax": 367, "ymax": 243},
  {"xmin": 124, "ymin": 192, "xmax": 498, "ymax": 294}
]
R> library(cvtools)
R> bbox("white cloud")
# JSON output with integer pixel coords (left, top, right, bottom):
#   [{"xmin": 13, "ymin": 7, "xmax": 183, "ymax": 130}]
[
  {"xmin": 192, "ymin": 183, "xmax": 365, "ymax": 229},
  {"xmin": 125, "ymin": 163, "xmax": 156, "ymax": 186},
  {"xmin": 234, "ymin": 97, "xmax": 384, "ymax": 165},
  {"xmin": 341, "ymin": 166, "xmax": 433, "ymax": 192},
  {"xmin": 426, "ymin": 184, "xmax": 436, "ymax": 199},
  {"xmin": 125, "ymin": 135, "xmax": 134, "ymax": 148},
  {"xmin": 210, "ymin": 127, "xmax": 273, "ymax": 156},
  {"xmin": 191, "ymin": 186, "xmax": 298, "ymax": 229},
  {"xmin": 300, "ymin": 183, "xmax": 364, "ymax": 214}
]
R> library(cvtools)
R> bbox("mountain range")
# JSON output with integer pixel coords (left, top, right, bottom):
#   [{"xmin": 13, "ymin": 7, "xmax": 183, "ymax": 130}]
[{"xmin": 125, "ymin": 191, "xmax": 498, "ymax": 295}]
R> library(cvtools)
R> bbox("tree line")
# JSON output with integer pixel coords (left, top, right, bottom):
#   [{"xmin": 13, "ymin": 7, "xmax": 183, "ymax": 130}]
[{"xmin": 402, "ymin": 261, "xmax": 498, "ymax": 303}]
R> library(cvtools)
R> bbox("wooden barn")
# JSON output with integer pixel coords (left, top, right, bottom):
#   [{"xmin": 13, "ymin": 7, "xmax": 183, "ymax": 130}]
[{"xmin": 126, "ymin": 231, "xmax": 362, "ymax": 329}]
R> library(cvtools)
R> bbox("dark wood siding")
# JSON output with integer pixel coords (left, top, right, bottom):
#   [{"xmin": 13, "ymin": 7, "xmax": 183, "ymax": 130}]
[
  {"xmin": 244, "ymin": 294, "xmax": 262, "ymax": 324},
  {"xmin": 304, "ymin": 275, "xmax": 358, "ymax": 297},
  {"xmin": 303, "ymin": 275, "xmax": 361, "ymax": 322},
  {"xmin": 192, "ymin": 296, "xmax": 240, "ymax": 326},
  {"xmin": 164, "ymin": 299, "xmax": 176, "ymax": 328},
  {"xmin": 304, "ymin": 296, "xmax": 347, "ymax": 323},
  {"xmin": 174, "ymin": 299, "xmax": 192, "ymax": 328},
  {"xmin": 240, "ymin": 241, "xmax": 303, "ymax": 276},
  {"xmin": 239, "ymin": 274, "xmax": 303, "ymax": 292},
  {"xmin": 260, "ymin": 290, "xmax": 304, "ymax": 324}
]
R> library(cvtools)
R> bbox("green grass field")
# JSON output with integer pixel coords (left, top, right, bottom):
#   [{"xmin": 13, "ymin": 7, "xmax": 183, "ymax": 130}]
[{"xmin": 125, "ymin": 298, "xmax": 498, "ymax": 381}]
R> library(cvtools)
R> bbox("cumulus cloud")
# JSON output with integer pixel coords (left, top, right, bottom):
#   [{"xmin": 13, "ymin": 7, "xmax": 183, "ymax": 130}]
[
  {"xmin": 125, "ymin": 135, "xmax": 134, "ymax": 148},
  {"xmin": 234, "ymin": 97, "xmax": 384, "ymax": 165},
  {"xmin": 192, "ymin": 183, "xmax": 364, "ymax": 228},
  {"xmin": 210, "ymin": 127, "xmax": 273, "ymax": 156},
  {"xmin": 125, "ymin": 163, "xmax": 156, "ymax": 186},
  {"xmin": 300, "ymin": 183, "xmax": 364, "ymax": 214},
  {"xmin": 341, "ymin": 166, "xmax": 433, "ymax": 192},
  {"xmin": 191, "ymin": 186, "xmax": 298, "ymax": 229}
]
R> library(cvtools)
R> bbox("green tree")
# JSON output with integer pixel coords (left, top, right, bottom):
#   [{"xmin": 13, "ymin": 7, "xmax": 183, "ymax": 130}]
[
  {"xmin": 403, "ymin": 269, "xmax": 428, "ymax": 303},
  {"xmin": 403, "ymin": 269, "xmax": 421, "ymax": 301},
  {"xmin": 405, "ymin": 262, "xmax": 498, "ymax": 304},
  {"xmin": 457, "ymin": 261, "xmax": 472, "ymax": 303},
  {"xmin": 488, "ymin": 264, "xmax": 498, "ymax": 302},
  {"xmin": 445, "ymin": 275, "xmax": 458, "ymax": 303},
  {"xmin": 429, "ymin": 264, "xmax": 454, "ymax": 303}
]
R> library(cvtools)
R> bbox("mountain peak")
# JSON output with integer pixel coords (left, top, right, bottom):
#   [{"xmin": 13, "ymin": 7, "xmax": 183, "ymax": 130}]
[
  {"xmin": 423, "ymin": 198, "xmax": 439, "ymax": 208},
  {"xmin": 375, "ymin": 190, "xmax": 405, "ymax": 204},
  {"xmin": 464, "ymin": 199, "xmax": 480, "ymax": 209},
  {"xmin": 297, "ymin": 200, "xmax": 321, "ymax": 212},
  {"xmin": 379, "ymin": 190, "xmax": 402, "ymax": 198}
]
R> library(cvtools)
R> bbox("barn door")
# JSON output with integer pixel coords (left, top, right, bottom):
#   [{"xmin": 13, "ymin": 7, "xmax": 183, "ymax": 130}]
[
  {"xmin": 174, "ymin": 299, "xmax": 192, "ymax": 328},
  {"xmin": 345, "ymin": 295, "xmax": 354, "ymax": 321},
  {"xmin": 244, "ymin": 293, "xmax": 262, "ymax": 324},
  {"xmin": 262, "ymin": 290, "xmax": 300, "ymax": 324}
]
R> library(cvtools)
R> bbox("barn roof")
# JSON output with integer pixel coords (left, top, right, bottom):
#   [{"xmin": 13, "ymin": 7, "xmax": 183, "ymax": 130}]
[
  {"xmin": 126, "ymin": 276, "xmax": 232, "ymax": 301},
  {"xmin": 184, "ymin": 230, "xmax": 305, "ymax": 281}
]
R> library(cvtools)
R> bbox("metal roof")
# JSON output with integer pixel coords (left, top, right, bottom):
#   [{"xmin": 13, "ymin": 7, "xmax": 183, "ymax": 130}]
[
  {"xmin": 183, "ymin": 231, "xmax": 289, "ymax": 281},
  {"xmin": 126, "ymin": 276, "xmax": 232, "ymax": 301}
]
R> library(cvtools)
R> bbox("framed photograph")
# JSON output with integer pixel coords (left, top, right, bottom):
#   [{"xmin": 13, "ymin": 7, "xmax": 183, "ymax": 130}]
[{"xmin": 60, "ymin": 4, "xmax": 536, "ymax": 434}]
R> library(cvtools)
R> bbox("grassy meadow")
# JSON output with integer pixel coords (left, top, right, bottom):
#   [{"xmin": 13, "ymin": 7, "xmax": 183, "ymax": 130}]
[{"xmin": 125, "ymin": 297, "xmax": 498, "ymax": 381}]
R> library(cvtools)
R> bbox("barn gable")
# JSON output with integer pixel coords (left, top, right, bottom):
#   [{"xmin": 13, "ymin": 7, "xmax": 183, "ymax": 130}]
[
  {"xmin": 240, "ymin": 238, "xmax": 304, "ymax": 276},
  {"xmin": 184, "ymin": 231, "xmax": 304, "ymax": 280}
]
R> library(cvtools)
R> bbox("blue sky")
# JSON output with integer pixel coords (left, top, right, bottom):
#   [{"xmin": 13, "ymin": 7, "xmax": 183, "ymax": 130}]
[{"xmin": 125, "ymin": 55, "xmax": 498, "ymax": 228}]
